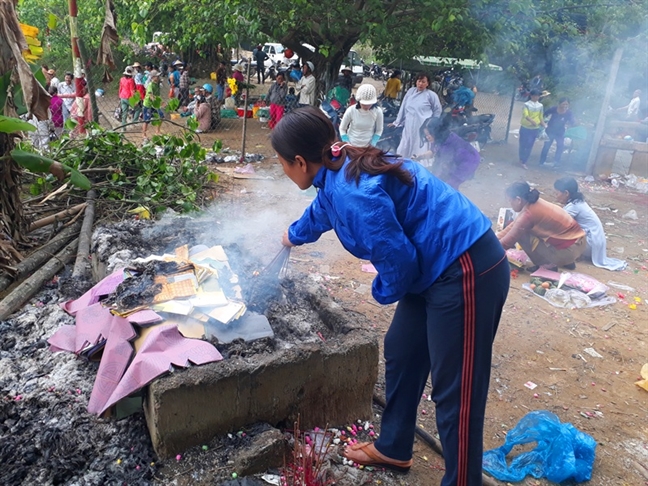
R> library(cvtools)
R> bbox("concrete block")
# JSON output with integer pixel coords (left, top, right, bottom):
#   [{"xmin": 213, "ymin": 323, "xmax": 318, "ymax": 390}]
[
  {"xmin": 232, "ymin": 427, "xmax": 286, "ymax": 476},
  {"xmin": 144, "ymin": 325, "xmax": 378, "ymax": 458}
]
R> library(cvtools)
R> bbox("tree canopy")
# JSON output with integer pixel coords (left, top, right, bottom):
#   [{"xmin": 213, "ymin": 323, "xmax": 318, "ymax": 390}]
[{"xmin": 17, "ymin": 0, "xmax": 648, "ymax": 96}]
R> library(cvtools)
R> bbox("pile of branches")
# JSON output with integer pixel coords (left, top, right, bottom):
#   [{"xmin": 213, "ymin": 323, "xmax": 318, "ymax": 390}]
[{"xmin": 32, "ymin": 122, "xmax": 221, "ymax": 219}]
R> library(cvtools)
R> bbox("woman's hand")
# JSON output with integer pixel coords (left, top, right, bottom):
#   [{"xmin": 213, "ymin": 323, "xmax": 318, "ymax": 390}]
[
  {"xmin": 282, "ymin": 230, "xmax": 295, "ymax": 247},
  {"xmin": 388, "ymin": 122, "xmax": 396, "ymax": 127}
]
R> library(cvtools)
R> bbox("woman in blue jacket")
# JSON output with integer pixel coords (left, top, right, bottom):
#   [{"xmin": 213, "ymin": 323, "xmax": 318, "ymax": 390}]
[{"xmin": 272, "ymin": 107, "xmax": 509, "ymax": 485}]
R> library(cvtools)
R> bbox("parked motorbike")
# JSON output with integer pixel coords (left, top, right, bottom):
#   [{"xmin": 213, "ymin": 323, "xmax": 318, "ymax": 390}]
[
  {"xmin": 379, "ymin": 97, "xmax": 400, "ymax": 118},
  {"xmin": 450, "ymin": 113, "xmax": 495, "ymax": 146},
  {"xmin": 370, "ymin": 63, "xmax": 384, "ymax": 81},
  {"xmin": 320, "ymin": 96, "xmax": 346, "ymax": 136},
  {"xmin": 374, "ymin": 100, "xmax": 401, "ymax": 152}
]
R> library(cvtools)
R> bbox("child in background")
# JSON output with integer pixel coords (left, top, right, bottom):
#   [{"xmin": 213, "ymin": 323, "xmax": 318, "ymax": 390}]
[
  {"xmin": 267, "ymin": 73, "xmax": 288, "ymax": 129},
  {"xmin": 518, "ymin": 89, "xmax": 546, "ymax": 169},
  {"xmin": 554, "ymin": 177, "xmax": 627, "ymax": 271},
  {"xmin": 142, "ymin": 70, "xmax": 163, "ymax": 140},
  {"xmin": 284, "ymin": 87, "xmax": 299, "ymax": 113}
]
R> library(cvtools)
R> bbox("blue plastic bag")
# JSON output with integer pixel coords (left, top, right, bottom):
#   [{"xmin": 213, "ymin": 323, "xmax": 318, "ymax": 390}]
[{"xmin": 483, "ymin": 410, "xmax": 596, "ymax": 483}]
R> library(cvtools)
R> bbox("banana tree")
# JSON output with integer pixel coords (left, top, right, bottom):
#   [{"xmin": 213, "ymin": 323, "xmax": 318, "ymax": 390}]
[{"xmin": 0, "ymin": 0, "xmax": 51, "ymax": 267}]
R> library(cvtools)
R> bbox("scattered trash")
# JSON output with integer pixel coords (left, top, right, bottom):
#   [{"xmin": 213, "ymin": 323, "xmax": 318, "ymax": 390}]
[
  {"xmin": 506, "ymin": 249, "xmax": 531, "ymax": 269},
  {"xmin": 583, "ymin": 348, "xmax": 603, "ymax": 359},
  {"xmin": 261, "ymin": 474, "xmax": 281, "ymax": 485},
  {"xmin": 613, "ymin": 247, "xmax": 624, "ymax": 254},
  {"xmin": 483, "ymin": 410, "xmax": 596, "ymax": 483},
  {"xmin": 353, "ymin": 284, "xmax": 370, "ymax": 295},
  {"xmin": 522, "ymin": 284, "xmax": 616, "ymax": 309},
  {"xmin": 635, "ymin": 364, "xmax": 648, "ymax": 392},
  {"xmin": 622, "ymin": 209, "xmax": 638, "ymax": 220},
  {"xmin": 624, "ymin": 174, "xmax": 648, "ymax": 193},
  {"xmin": 361, "ymin": 263, "xmax": 377, "ymax": 274},
  {"xmin": 524, "ymin": 381, "xmax": 538, "ymax": 390},
  {"xmin": 530, "ymin": 268, "xmax": 609, "ymax": 298},
  {"xmin": 584, "ymin": 175, "xmax": 595, "ymax": 182},
  {"xmin": 607, "ymin": 281, "xmax": 635, "ymax": 292},
  {"xmin": 234, "ymin": 163, "xmax": 255, "ymax": 175}
]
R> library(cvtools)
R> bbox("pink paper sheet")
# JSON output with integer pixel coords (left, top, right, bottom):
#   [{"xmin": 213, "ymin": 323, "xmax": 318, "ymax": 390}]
[
  {"xmin": 74, "ymin": 303, "xmax": 115, "ymax": 354},
  {"xmin": 60, "ymin": 269, "xmax": 125, "ymax": 316},
  {"xmin": 48, "ymin": 325, "xmax": 77, "ymax": 353},
  {"xmin": 87, "ymin": 314, "xmax": 137, "ymax": 414},
  {"xmin": 100, "ymin": 323, "xmax": 223, "ymax": 413},
  {"xmin": 127, "ymin": 309, "xmax": 163, "ymax": 325}
]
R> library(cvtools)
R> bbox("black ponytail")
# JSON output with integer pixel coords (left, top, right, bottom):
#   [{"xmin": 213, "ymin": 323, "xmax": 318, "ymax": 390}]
[
  {"xmin": 271, "ymin": 106, "xmax": 413, "ymax": 186},
  {"xmin": 554, "ymin": 177, "xmax": 584, "ymax": 202},
  {"xmin": 506, "ymin": 182, "xmax": 540, "ymax": 203}
]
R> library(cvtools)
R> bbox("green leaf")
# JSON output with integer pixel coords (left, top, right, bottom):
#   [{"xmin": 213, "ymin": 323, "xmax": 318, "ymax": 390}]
[
  {"xmin": 65, "ymin": 118, "xmax": 78, "ymax": 131},
  {"xmin": 129, "ymin": 92, "xmax": 141, "ymax": 107},
  {"xmin": 167, "ymin": 98, "xmax": 180, "ymax": 112},
  {"xmin": 212, "ymin": 139, "xmax": 223, "ymax": 153},
  {"xmin": 11, "ymin": 150, "xmax": 91, "ymax": 190},
  {"xmin": 47, "ymin": 13, "xmax": 58, "ymax": 29},
  {"xmin": 0, "ymin": 115, "xmax": 36, "ymax": 133},
  {"xmin": 186, "ymin": 116, "xmax": 199, "ymax": 131}
]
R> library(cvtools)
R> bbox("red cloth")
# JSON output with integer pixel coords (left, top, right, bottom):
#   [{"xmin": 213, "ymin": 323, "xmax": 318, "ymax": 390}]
[
  {"xmin": 135, "ymin": 84, "xmax": 146, "ymax": 101},
  {"xmin": 269, "ymin": 103, "xmax": 284, "ymax": 129},
  {"xmin": 119, "ymin": 76, "xmax": 135, "ymax": 100}
]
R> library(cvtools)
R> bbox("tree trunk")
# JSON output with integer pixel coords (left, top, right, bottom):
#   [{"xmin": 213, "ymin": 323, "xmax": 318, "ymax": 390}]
[
  {"xmin": 283, "ymin": 36, "xmax": 360, "ymax": 103},
  {"xmin": 0, "ymin": 132, "xmax": 29, "ymax": 267}
]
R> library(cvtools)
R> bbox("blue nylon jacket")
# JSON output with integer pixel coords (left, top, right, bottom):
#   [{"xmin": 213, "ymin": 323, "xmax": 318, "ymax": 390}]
[{"xmin": 288, "ymin": 158, "xmax": 492, "ymax": 305}]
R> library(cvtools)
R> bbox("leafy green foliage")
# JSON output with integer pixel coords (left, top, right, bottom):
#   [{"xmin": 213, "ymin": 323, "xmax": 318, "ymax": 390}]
[
  {"xmin": 46, "ymin": 125, "xmax": 219, "ymax": 213},
  {"xmin": 11, "ymin": 149, "xmax": 92, "ymax": 190},
  {"xmin": 0, "ymin": 115, "xmax": 36, "ymax": 133}
]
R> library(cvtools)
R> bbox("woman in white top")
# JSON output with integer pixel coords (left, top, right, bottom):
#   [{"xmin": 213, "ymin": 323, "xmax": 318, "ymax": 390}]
[
  {"xmin": 554, "ymin": 177, "xmax": 627, "ymax": 271},
  {"xmin": 340, "ymin": 84, "xmax": 384, "ymax": 147}
]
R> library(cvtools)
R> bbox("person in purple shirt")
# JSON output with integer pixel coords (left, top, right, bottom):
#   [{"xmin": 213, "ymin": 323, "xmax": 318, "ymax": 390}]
[
  {"xmin": 414, "ymin": 115, "xmax": 480, "ymax": 190},
  {"xmin": 539, "ymin": 97, "xmax": 575, "ymax": 166}
]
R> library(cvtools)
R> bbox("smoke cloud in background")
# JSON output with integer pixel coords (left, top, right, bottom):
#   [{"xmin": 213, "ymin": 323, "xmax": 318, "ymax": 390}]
[{"xmin": 144, "ymin": 173, "xmax": 348, "ymax": 268}]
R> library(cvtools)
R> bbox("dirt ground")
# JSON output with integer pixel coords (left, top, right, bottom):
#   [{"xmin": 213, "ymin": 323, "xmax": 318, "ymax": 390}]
[
  {"xmin": 197, "ymin": 120, "xmax": 648, "ymax": 486},
  {"xmin": 7, "ymin": 77, "xmax": 648, "ymax": 485}
]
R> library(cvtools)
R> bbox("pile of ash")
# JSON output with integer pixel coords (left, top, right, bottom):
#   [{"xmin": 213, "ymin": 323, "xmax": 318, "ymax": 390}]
[{"xmin": 0, "ymin": 216, "xmax": 377, "ymax": 485}]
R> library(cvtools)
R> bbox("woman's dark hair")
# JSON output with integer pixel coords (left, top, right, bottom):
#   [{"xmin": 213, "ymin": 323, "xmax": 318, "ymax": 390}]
[
  {"xmin": 505, "ymin": 181, "xmax": 540, "ymax": 203},
  {"xmin": 271, "ymin": 106, "xmax": 413, "ymax": 186},
  {"xmin": 416, "ymin": 73, "xmax": 430, "ymax": 84},
  {"xmin": 391, "ymin": 70, "xmax": 401, "ymax": 78},
  {"xmin": 554, "ymin": 177, "xmax": 584, "ymax": 202},
  {"xmin": 558, "ymin": 97, "xmax": 570, "ymax": 104},
  {"xmin": 419, "ymin": 114, "xmax": 451, "ymax": 147}
]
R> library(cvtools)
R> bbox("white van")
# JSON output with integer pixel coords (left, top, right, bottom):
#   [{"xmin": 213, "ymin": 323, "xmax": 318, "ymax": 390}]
[{"xmin": 262, "ymin": 43, "xmax": 287, "ymax": 64}]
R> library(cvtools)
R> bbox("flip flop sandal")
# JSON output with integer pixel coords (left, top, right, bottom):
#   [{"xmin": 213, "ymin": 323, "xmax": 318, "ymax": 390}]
[{"xmin": 343, "ymin": 442, "xmax": 413, "ymax": 473}]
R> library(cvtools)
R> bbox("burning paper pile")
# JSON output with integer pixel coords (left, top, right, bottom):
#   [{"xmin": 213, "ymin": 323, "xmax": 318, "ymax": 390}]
[{"xmin": 48, "ymin": 244, "xmax": 273, "ymax": 416}]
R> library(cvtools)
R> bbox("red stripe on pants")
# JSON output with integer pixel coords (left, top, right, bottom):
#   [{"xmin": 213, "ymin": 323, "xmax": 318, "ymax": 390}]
[{"xmin": 458, "ymin": 253, "xmax": 476, "ymax": 486}]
